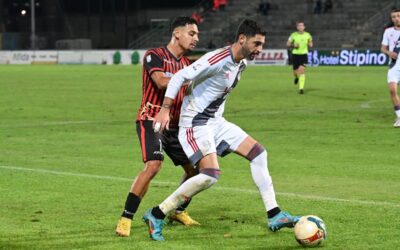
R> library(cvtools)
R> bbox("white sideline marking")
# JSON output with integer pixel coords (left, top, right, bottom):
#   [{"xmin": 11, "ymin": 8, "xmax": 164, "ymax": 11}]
[{"xmin": 1, "ymin": 165, "xmax": 399, "ymax": 208}]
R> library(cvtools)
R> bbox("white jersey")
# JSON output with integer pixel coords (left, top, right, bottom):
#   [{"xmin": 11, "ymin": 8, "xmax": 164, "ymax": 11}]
[
  {"xmin": 165, "ymin": 47, "xmax": 247, "ymax": 127},
  {"xmin": 381, "ymin": 27, "xmax": 400, "ymax": 69}
]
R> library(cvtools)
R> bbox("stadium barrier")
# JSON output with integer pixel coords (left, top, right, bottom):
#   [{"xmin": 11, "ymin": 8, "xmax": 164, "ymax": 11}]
[
  {"xmin": 0, "ymin": 50, "xmax": 147, "ymax": 65},
  {"xmin": 249, "ymin": 49, "xmax": 288, "ymax": 65},
  {"xmin": 0, "ymin": 49, "xmax": 390, "ymax": 66},
  {"xmin": 0, "ymin": 49, "xmax": 288, "ymax": 65}
]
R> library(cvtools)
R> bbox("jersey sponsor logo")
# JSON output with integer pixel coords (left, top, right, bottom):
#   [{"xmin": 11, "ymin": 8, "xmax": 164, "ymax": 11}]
[{"xmin": 163, "ymin": 58, "xmax": 172, "ymax": 64}]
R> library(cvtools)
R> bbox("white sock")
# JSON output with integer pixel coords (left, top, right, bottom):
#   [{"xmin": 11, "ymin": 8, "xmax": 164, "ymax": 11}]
[
  {"xmin": 250, "ymin": 150, "xmax": 278, "ymax": 212},
  {"xmin": 159, "ymin": 172, "xmax": 218, "ymax": 215},
  {"xmin": 395, "ymin": 109, "xmax": 400, "ymax": 118}
]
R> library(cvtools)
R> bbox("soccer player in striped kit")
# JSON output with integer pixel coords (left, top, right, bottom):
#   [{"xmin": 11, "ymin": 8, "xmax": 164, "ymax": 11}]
[
  {"xmin": 381, "ymin": 9, "xmax": 400, "ymax": 128},
  {"xmin": 116, "ymin": 16, "xmax": 200, "ymax": 237},
  {"xmin": 144, "ymin": 19, "xmax": 300, "ymax": 241}
]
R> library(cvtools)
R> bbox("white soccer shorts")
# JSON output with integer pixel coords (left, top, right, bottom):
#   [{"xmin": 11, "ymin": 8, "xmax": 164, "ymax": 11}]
[
  {"xmin": 387, "ymin": 68, "xmax": 400, "ymax": 84},
  {"xmin": 178, "ymin": 118, "xmax": 248, "ymax": 165}
]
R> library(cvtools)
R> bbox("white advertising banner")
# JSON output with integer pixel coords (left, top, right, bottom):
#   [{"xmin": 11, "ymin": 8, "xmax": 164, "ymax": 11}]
[
  {"xmin": 31, "ymin": 51, "xmax": 58, "ymax": 64},
  {"xmin": 0, "ymin": 51, "xmax": 10, "ymax": 64},
  {"xmin": 8, "ymin": 51, "xmax": 34, "ymax": 64},
  {"xmin": 248, "ymin": 49, "xmax": 288, "ymax": 65}
]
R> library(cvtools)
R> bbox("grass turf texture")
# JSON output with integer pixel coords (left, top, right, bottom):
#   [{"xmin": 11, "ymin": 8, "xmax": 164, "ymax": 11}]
[{"xmin": 0, "ymin": 65, "xmax": 399, "ymax": 249}]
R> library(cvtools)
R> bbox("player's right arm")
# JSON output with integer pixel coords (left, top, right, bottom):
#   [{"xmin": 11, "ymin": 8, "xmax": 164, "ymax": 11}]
[
  {"xmin": 150, "ymin": 72, "xmax": 170, "ymax": 89},
  {"xmin": 381, "ymin": 29, "xmax": 397, "ymax": 60},
  {"xmin": 381, "ymin": 44, "xmax": 397, "ymax": 60},
  {"xmin": 153, "ymin": 52, "xmax": 219, "ymax": 132},
  {"xmin": 287, "ymin": 34, "xmax": 299, "ymax": 49},
  {"xmin": 286, "ymin": 34, "xmax": 295, "ymax": 48},
  {"xmin": 381, "ymin": 45, "xmax": 397, "ymax": 60}
]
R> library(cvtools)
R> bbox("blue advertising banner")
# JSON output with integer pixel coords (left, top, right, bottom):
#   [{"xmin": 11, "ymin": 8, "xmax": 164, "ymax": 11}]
[{"xmin": 307, "ymin": 50, "xmax": 389, "ymax": 66}]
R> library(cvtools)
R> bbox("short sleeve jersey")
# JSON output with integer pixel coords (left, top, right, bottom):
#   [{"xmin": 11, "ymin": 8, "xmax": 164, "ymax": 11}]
[
  {"xmin": 381, "ymin": 27, "xmax": 400, "ymax": 68},
  {"xmin": 136, "ymin": 46, "xmax": 191, "ymax": 128},
  {"xmin": 164, "ymin": 47, "xmax": 247, "ymax": 127},
  {"xmin": 289, "ymin": 32, "xmax": 312, "ymax": 55}
]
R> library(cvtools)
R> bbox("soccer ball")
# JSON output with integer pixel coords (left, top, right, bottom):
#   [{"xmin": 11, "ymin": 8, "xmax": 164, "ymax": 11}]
[{"xmin": 294, "ymin": 215, "xmax": 327, "ymax": 247}]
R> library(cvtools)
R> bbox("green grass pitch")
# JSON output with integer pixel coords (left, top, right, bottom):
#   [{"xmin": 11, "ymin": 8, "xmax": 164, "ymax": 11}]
[{"xmin": 0, "ymin": 65, "xmax": 399, "ymax": 249}]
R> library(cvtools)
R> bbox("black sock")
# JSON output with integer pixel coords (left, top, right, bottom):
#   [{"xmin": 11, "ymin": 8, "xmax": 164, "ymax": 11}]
[
  {"xmin": 176, "ymin": 197, "xmax": 192, "ymax": 212},
  {"xmin": 121, "ymin": 193, "xmax": 141, "ymax": 219},
  {"xmin": 151, "ymin": 206, "xmax": 166, "ymax": 220},
  {"xmin": 267, "ymin": 207, "xmax": 281, "ymax": 219}
]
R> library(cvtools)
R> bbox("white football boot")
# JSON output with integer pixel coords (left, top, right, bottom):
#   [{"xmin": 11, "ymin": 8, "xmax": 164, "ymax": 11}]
[{"xmin": 394, "ymin": 117, "xmax": 400, "ymax": 128}]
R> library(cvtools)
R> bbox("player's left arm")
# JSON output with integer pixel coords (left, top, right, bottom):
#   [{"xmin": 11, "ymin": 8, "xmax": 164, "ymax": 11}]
[{"xmin": 308, "ymin": 34, "xmax": 313, "ymax": 48}]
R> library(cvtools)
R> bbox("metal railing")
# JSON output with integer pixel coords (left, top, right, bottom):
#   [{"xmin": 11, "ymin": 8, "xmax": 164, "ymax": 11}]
[
  {"xmin": 128, "ymin": 0, "xmax": 213, "ymax": 49},
  {"xmin": 128, "ymin": 19, "xmax": 170, "ymax": 49}
]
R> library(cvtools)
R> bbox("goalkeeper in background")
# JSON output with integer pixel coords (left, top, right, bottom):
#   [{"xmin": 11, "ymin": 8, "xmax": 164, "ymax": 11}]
[{"xmin": 287, "ymin": 21, "xmax": 313, "ymax": 94}]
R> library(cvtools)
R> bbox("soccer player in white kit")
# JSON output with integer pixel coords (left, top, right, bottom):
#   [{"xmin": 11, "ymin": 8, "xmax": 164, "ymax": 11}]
[
  {"xmin": 143, "ymin": 19, "xmax": 300, "ymax": 241},
  {"xmin": 381, "ymin": 9, "xmax": 400, "ymax": 128}
]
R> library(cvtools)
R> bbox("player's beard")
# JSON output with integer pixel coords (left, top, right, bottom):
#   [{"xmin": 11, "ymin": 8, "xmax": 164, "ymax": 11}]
[
  {"xmin": 246, "ymin": 50, "xmax": 258, "ymax": 60},
  {"xmin": 241, "ymin": 47, "xmax": 253, "ymax": 60}
]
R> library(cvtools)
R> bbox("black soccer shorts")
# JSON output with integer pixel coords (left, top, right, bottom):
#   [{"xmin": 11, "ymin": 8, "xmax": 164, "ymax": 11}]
[
  {"xmin": 292, "ymin": 54, "xmax": 308, "ymax": 70},
  {"xmin": 136, "ymin": 120, "xmax": 190, "ymax": 166},
  {"xmin": 161, "ymin": 128, "xmax": 190, "ymax": 166}
]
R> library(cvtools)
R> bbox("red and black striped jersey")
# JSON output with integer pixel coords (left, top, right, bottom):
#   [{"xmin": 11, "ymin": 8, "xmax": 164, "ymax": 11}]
[{"xmin": 136, "ymin": 46, "xmax": 191, "ymax": 128}]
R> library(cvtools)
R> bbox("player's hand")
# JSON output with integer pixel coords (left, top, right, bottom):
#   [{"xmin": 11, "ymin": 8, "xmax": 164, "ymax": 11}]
[
  {"xmin": 389, "ymin": 52, "xmax": 398, "ymax": 60},
  {"xmin": 153, "ymin": 107, "xmax": 170, "ymax": 133},
  {"xmin": 293, "ymin": 43, "xmax": 299, "ymax": 48}
]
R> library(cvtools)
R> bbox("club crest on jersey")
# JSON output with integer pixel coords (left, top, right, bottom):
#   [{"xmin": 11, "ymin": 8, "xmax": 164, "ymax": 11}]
[{"xmin": 146, "ymin": 55, "xmax": 152, "ymax": 63}]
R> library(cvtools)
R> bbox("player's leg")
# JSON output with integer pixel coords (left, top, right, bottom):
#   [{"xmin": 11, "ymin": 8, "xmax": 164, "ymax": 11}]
[
  {"xmin": 116, "ymin": 121, "xmax": 164, "ymax": 237},
  {"xmin": 388, "ymin": 82, "xmax": 400, "ymax": 127},
  {"xmin": 143, "ymin": 126, "xmax": 220, "ymax": 241},
  {"xmin": 297, "ymin": 65, "xmax": 305, "ymax": 94},
  {"xmin": 292, "ymin": 55, "xmax": 299, "ymax": 85},
  {"xmin": 234, "ymin": 136, "xmax": 300, "ymax": 231},
  {"xmin": 293, "ymin": 71, "xmax": 299, "ymax": 84},
  {"xmin": 161, "ymin": 129, "xmax": 200, "ymax": 225},
  {"xmin": 168, "ymin": 163, "xmax": 201, "ymax": 225},
  {"xmin": 150, "ymin": 154, "xmax": 219, "ymax": 221},
  {"xmin": 213, "ymin": 120, "xmax": 299, "ymax": 232}
]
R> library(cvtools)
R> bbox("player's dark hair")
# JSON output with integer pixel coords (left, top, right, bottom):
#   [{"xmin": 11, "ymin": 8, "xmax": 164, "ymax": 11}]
[
  {"xmin": 235, "ymin": 19, "xmax": 266, "ymax": 41},
  {"xmin": 170, "ymin": 16, "xmax": 198, "ymax": 32},
  {"xmin": 296, "ymin": 20, "xmax": 305, "ymax": 25},
  {"xmin": 391, "ymin": 8, "xmax": 400, "ymax": 13}
]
